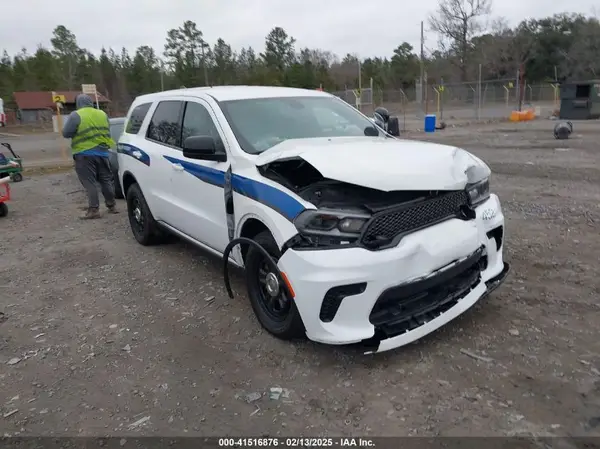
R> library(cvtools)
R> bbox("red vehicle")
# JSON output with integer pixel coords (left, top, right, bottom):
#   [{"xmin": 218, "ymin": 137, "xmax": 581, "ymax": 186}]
[
  {"xmin": 0, "ymin": 177, "xmax": 10, "ymax": 217},
  {"xmin": 0, "ymin": 98, "xmax": 5, "ymax": 127}
]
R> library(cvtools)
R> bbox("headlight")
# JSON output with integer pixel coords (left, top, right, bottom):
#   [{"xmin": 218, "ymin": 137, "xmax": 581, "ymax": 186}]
[
  {"xmin": 466, "ymin": 177, "xmax": 490, "ymax": 206},
  {"xmin": 294, "ymin": 209, "xmax": 370, "ymax": 238}
]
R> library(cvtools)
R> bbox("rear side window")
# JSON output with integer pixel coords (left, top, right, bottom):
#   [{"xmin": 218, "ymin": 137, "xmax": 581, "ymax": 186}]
[
  {"xmin": 146, "ymin": 101, "xmax": 184, "ymax": 147},
  {"xmin": 125, "ymin": 103, "xmax": 152, "ymax": 135}
]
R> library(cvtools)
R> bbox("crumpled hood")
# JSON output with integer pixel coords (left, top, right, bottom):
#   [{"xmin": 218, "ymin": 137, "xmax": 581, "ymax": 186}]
[{"xmin": 254, "ymin": 137, "xmax": 490, "ymax": 191}]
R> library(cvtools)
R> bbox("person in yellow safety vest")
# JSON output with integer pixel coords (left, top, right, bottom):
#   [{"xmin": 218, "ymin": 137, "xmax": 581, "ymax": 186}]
[{"xmin": 62, "ymin": 94, "xmax": 118, "ymax": 219}]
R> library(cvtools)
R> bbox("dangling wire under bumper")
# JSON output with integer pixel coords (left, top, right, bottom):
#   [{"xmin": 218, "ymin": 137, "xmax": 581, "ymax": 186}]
[{"xmin": 222, "ymin": 237, "xmax": 294, "ymax": 300}]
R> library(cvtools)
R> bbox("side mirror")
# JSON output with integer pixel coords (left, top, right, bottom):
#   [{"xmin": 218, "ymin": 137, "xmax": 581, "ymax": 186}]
[{"xmin": 183, "ymin": 135, "xmax": 227, "ymax": 162}]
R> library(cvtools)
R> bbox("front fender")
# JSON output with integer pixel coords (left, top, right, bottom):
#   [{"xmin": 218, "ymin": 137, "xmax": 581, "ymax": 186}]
[{"xmin": 235, "ymin": 210, "xmax": 299, "ymax": 256}]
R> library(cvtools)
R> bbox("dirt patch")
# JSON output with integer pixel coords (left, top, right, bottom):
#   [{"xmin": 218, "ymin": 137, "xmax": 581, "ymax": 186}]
[
  {"xmin": 1, "ymin": 125, "xmax": 54, "ymax": 135},
  {"xmin": 1, "ymin": 119, "xmax": 600, "ymax": 437}
]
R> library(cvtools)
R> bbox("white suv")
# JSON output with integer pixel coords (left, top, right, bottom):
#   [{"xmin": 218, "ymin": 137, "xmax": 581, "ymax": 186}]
[{"xmin": 117, "ymin": 86, "xmax": 509, "ymax": 354}]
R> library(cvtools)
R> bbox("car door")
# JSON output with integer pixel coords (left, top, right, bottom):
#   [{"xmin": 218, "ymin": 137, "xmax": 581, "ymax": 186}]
[
  {"xmin": 166, "ymin": 99, "xmax": 231, "ymax": 253},
  {"xmin": 141, "ymin": 100, "xmax": 186, "ymax": 221}
]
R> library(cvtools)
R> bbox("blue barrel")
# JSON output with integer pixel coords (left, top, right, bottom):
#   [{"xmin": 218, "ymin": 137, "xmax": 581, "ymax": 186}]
[{"xmin": 424, "ymin": 114, "xmax": 437, "ymax": 133}]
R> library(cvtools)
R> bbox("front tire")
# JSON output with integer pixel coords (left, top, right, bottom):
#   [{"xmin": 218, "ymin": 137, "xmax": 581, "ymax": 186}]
[
  {"xmin": 126, "ymin": 183, "xmax": 165, "ymax": 246},
  {"xmin": 245, "ymin": 230, "xmax": 306, "ymax": 340},
  {"xmin": 0, "ymin": 203, "xmax": 7, "ymax": 217},
  {"xmin": 11, "ymin": 173, "xmax": 23, "ymax": 182}
]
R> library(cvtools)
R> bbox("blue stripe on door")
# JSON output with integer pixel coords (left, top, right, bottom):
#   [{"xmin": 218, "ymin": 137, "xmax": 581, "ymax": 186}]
[{"xmin": 162, "ymin": 155, "xmax": 306, "ymax": 221}]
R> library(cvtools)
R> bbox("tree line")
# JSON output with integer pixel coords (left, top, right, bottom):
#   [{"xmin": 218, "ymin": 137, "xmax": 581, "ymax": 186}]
[{"xmin": 0, "ymin": 0, "xmax": 598, "ymax": 113}]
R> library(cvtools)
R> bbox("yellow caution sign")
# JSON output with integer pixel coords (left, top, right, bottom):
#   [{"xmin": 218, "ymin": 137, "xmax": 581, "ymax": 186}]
[
  {"xmin": 53, "ymin": 94, "xmax": 66, "ymax": 103},
  {"xmin": 508, "ymin": 82, "xmax": 514, "ymax": 88}
]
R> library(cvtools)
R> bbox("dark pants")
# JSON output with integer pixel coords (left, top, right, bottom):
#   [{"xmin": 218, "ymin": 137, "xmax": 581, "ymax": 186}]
[{"xmin": 74, "ymin": 155, "xmax": 115, "ymax": 209}]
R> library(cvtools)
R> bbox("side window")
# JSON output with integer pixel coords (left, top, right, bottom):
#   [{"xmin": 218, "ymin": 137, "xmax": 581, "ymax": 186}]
[
  {"xmin": 182, "ymin": 102, "xmax": 225, "ymax": 153},
  {"xmin": 146, "ymin": 101, "xmax": 184, "ymax": 147},
  {"xmin": 125, "ymin": 103, "xmax": 152, "ymax": 135}
]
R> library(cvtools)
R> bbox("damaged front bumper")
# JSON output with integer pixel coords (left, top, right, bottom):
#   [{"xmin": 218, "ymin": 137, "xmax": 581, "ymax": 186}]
[
  {"xmin": 366, "ymin": 258, "xmax": 509, "ymax": 354},
  {"xmin": 277, "ymin": 194, "xmax": 508, "ymax": 354}
]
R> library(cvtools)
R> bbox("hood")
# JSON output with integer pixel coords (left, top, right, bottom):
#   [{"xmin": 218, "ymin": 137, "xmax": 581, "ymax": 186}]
[
  {"xmin": 254, "ymin": 137, "xmax": 490, "ymax": 191},
  {"xmin": 76, "ymin": 94, "xmax": 94, "ymax": 109}
]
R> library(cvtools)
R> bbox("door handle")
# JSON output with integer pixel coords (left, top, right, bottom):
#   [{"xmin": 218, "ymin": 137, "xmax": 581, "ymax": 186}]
[{"xmin": 171, "ymin": 163, "xmax": 184, "ymax": 171}]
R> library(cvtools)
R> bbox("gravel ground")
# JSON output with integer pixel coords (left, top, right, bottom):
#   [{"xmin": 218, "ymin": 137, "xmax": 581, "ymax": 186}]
[{"xmin": 1, "ymin": 119, "xmax": 600, "ymax": 438}]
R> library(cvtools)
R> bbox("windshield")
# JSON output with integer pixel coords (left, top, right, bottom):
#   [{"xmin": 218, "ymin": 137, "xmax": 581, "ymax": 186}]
[{"xmin": 218, "ymin": 96, "xmax": 383, "ymax": 154}]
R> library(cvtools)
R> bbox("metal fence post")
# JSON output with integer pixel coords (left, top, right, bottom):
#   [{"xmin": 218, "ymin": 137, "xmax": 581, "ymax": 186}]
[
  {"xmin": 477, "ymin": 64, "xmax": 482, "ymax": 120},
  {"xmin": 440, "ymin": 77, "xmax": 444, "ymax": 120}
]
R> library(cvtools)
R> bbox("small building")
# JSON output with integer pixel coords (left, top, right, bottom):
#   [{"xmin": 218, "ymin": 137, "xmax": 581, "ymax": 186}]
[
  {"xmin": 558, "ymin": 80, "xmax": 600, "ymax": 120},
  {"xmin": 12, "ymin": 91, "xmax": 111, "ymax": 125}
]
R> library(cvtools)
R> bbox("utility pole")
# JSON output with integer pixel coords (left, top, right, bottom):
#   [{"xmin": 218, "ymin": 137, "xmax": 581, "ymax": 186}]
[
  {"xmin": 201, "ymin": 42, "xmax": 209, "ymax": 86},
  {"xmin": 358, "ymin": 58, "xmax": 362, "ymax": 110},
  {"xmin": 420, "ymin": 21, "xmax": 425, "ymax": 116},
  {"xmin": 516, "ymin": 63, "xmax": 525, "ymax": 111}
]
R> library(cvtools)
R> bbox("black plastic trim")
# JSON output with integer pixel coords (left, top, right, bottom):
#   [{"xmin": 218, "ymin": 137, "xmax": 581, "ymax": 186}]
[
  {"xmin": 486, "ymin": 225, "xmax": 504, "ymax": 251},
  {"xmin": 482, "ymin": 262, "xmax": 510, "ymax": 297},
  {"xmin": 319, "ymin": 283, "xmax": 367, "ymax": 323}
]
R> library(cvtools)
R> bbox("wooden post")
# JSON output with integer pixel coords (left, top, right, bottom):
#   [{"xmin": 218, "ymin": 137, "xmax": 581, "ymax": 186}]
[{"xmin": 56, "ymin": 103, "xmax": 67, "ymax": 162}]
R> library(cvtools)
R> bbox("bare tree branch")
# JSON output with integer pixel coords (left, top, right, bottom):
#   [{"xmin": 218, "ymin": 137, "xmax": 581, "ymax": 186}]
[{"xmin": 429, "ymin": 0, "xmax": 492, "ymax": 81}]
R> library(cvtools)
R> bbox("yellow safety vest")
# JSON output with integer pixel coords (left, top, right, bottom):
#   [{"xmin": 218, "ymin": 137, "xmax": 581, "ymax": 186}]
[{"xmin": 71, "ymin": 107, "xmax": 115, "ymax": 154}]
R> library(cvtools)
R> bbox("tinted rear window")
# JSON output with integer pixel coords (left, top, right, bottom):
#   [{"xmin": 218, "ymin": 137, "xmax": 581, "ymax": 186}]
[
  {"xmin": 125, "ymin": 103, "xmax": 152, "ymax": 135},
  {"xmin": 146, "ymin": 101, "xmax": 184, "ymax": 147}
]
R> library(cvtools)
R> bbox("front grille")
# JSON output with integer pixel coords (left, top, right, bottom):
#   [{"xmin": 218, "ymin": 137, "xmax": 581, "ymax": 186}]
[
  {"xmin": 368, "ymin": 248, "xmax": 485, "ymax": 339},
  {"xmin": 360, "ymin": 191, "xmax": 470, "ymax": 249}
]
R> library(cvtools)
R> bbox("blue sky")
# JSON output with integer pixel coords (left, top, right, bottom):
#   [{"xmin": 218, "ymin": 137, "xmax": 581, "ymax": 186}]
[{"xmin": 1, "ymin": 0, "xmax": 597, "ymax": 59}]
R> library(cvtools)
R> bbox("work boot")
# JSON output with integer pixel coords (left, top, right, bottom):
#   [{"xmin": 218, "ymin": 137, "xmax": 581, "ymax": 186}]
[
  {"xmin": 80, "ymin": 207, "xmax": 101, "ymax": 220},
  {"xmin": 106, "ymin": 203, "xmax": 119, "ymax": 214}
]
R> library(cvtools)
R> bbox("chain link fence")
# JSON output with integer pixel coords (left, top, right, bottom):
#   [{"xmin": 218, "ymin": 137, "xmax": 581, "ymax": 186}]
[
  {"xmin": 331, "ymin": 89, "xmax": 374, "ymax": 109},
  {"xmin": 331, "ymin": 81, "xmax": 560, "ymax": 130}
]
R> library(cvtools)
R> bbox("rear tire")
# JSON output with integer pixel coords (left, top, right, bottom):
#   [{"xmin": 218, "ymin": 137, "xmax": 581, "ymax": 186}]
[
  {"xmin": 0, "ymin": 203, "xmax": 7, "ymax": 217},
  {"xmin": 245, "ymin": 230, "xmax": 306, "ymax": 340},
  {"xmin": 126, "ymin": 183, "xmax": 165, "ymax": 246},
  {"xmin": 11, "ymin": 173, "xmax": 23, "ymax": 182}
]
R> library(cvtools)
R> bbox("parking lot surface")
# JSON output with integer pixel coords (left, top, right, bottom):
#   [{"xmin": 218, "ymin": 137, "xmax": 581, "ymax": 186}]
[{"xmin": 1, "ymin": 120, "xmax": 600, "ymax": 437}]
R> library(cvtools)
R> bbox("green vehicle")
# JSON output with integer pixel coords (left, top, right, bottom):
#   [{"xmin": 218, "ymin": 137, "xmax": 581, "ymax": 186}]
[{"xmin": 0, "ymin": 143, "xmax": 23, "ymax": 182}]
